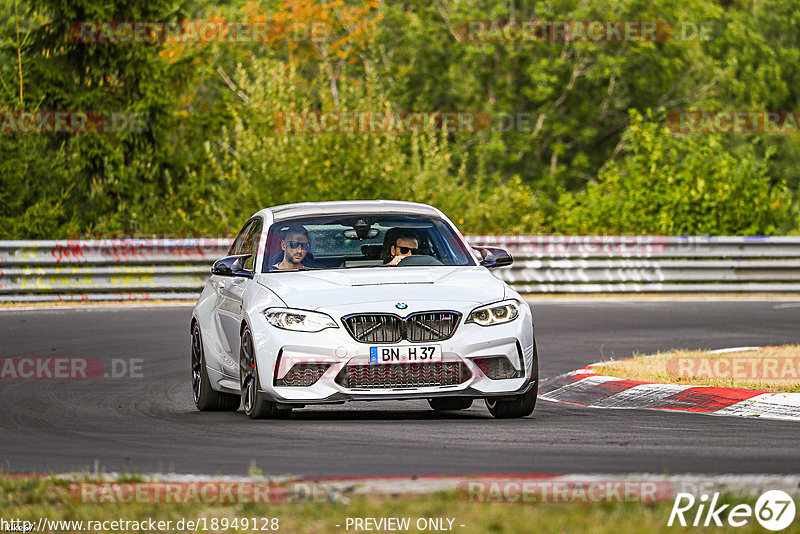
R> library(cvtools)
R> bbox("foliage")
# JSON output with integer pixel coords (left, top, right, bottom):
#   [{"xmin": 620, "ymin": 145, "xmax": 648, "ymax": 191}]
[
  {"xmin": 1, "ymin": 0, "xmax": 799, "ymax": 238},
  {"xmin": 555, "ymin": 110, "xmax": 789, "ymax": 235},
  {"xmin": 0, "ymin": 473, "xmax": 769, "ymax": 534},
  {"xmin": 181, "ymin": 58, "xmax": 541, "ymax": 234},
  {"xmin": 0, "ymin": 0, "xmax": 215, "ymax": 237}
]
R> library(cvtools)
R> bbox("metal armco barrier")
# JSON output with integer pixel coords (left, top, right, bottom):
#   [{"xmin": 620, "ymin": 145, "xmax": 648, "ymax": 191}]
[
  {"xmin": 1, "ymin": 236, "xmax": 800, "ymax": 302},
  {"xmin": 0, "ymin": 239, "xmax": 230, "ymax": 302},
  {"xmin": 469, "ymin": 236, "xmax": 800, "ymax": 293}
]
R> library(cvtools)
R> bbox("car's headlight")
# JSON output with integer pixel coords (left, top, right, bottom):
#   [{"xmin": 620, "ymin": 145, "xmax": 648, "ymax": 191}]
[
  {"xmin": 466, "ymin": 299, "xmax": 520, "ymax": 326},
  {"xmin": 264, "ymin": 308, "xmax": 338, "ymax": 332}
]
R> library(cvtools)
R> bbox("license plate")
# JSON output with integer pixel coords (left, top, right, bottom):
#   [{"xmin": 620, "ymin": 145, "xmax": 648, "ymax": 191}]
[{"xmin": 369, "ymin": 345, "xmax": 442, "ymax": 364}]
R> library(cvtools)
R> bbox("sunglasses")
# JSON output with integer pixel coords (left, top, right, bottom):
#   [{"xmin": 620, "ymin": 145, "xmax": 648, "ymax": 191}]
[
  {"xmin": 287, "ymin": 241, "xmax": 310, "ymax": 250},
  {"xmin": 395, "ymin": 246, "xmax": 418, "ymax": 255}
]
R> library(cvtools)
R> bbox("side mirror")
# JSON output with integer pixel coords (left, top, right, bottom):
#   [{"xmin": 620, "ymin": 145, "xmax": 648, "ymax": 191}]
[
  {"xmin": 476, "ymin": 247, "xmax": 513, "ymax": 269},
  {"xmin": 211, "ymin": 254, "xmax": 254, "ymax": 278}
]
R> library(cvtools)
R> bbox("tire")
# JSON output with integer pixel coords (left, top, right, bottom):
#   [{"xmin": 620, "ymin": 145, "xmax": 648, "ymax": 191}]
[
  {"xmin": 239, "ymin": 327, "xmax": 292, "ymax": 420},
  {"xmin": 485, "ymin": 340, "xmax": 539, "ymax": 419},
  {"xmin": 428, "ymin": 397, "xmax": 473, "ymax": 411},
  {"xmin": 191, "ymin": 323, "xmax": 240, "ymax": 411}
]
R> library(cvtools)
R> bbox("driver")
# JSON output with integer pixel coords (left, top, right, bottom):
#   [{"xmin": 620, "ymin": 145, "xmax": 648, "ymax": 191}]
[
  {"xmin": 387, "ymin": 232, "xmax": 419, "ymax": 266},
  {"xmin": 273, "ymin": 226, "xmax": 312, "ymax": 270}
]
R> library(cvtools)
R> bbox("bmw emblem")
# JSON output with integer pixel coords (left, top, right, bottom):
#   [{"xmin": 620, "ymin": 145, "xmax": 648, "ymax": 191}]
[{"xmin": 395, "ymin": 302, "xmax": 408, "ymax": 310}]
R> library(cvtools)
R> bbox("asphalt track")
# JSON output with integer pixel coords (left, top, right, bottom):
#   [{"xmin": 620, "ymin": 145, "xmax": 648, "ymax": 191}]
[{"xmin": 1, "ymin": 300, "xmax": 799, "ymax": 477}]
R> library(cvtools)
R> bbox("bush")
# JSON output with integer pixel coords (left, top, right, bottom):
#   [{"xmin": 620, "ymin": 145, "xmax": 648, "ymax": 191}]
[
  {"xmin": 188, "ymin": 58, "xmax": 542, "ymax": 234},
  {"xmin": 554, "ymin": 110, "xmax": 790, "ymax": 235}
]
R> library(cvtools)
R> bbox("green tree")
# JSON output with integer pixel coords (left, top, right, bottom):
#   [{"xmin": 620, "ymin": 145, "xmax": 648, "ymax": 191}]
[
  {"xmin": 374, "ymin": 0, "xmax": 796, "ymax": 225},
  {"xmin": 0, "ymin": 0, "xmax": 222, "ymax": 237},
  {"xmin": 183, "ymin": 57, "xmax": 541, "ymax": 234},
  {"xmin": 3, "ymin": 0, "xmax": 800, "ymax": 238},
  {"xmin": 555, "ymin": 110, "xmax": 789, "ymax": 235}
]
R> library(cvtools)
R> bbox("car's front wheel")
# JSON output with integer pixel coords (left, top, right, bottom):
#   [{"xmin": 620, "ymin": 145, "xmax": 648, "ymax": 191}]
[
  {"xmin": 191, "ymin": 323, "xmax": 240, "ymax": 411},
  {"xmin": 239, "ymin": 327, "xmax": 292, "ymax": 420},
  {"xmin": 485, "ymin": 340, "xmax": 539, "ymax": 419},
  {"xmin": 428, "ymin": 397, "xmax": 473, "ymax": 411}
]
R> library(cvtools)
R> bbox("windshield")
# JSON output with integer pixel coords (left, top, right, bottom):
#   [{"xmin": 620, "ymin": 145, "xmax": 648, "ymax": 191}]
[{"xmin": 263, "ymin": 214, "xmax": 475, "ymax": 272}]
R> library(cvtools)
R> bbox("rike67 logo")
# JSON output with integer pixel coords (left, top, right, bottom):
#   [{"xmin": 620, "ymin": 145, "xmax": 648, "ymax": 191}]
[{"xmin": 668, "ymin": 490, "xmax": 796, "ymax": 530}]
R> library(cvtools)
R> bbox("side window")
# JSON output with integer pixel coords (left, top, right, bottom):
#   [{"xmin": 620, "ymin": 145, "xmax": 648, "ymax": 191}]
[
  {"xmin": 240, "ymin": 219, "xmax": 263, "ymax": 271},
  {"xmin": 228, "ymin": 220, "xmax": 253, "ymax": 256}
]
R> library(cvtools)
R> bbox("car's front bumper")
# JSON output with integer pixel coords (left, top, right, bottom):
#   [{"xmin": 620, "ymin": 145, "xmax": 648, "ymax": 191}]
[{"xmin": 250, "ymin": 306, "xmax": 536, "ymax": 405}]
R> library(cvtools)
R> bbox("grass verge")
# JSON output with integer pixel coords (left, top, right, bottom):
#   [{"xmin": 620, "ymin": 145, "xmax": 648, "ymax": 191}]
[
  {"xmin": 592, "ymin": 345, "xmax": 800, "ymax": 393},
  {"xmin": 0, "ymin": 475, "xmax": 791, "ymax": 534}
]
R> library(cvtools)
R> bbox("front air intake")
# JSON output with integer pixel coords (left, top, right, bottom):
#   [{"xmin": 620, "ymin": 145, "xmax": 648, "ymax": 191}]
[
  {"xmin": 274, "ymin": 362, "xmax": 331, "ymax": 387},
  {"xmin": 335, "ymin": 361, "xmax": 471, "ymax": 389},
  {"xmin": 343, "ymin": 311, "xmax": 461, "ymax": 343}
]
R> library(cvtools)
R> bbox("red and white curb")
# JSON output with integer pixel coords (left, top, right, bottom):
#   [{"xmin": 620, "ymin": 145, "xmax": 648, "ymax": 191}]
[{"xmin": 540, "ymin": 347, "xmax": 800, "ymax": 421}]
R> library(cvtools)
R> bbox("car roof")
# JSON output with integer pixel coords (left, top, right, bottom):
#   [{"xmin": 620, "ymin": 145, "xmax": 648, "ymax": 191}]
[{"xmin": 261, "ymin": 200, "xmax": 443, "ymax": 222}]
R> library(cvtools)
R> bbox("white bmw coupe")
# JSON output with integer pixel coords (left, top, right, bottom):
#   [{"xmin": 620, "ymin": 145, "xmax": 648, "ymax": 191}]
[{"xmin": 191, "ymin": 200, "xmax": 538, "ymax": 419}]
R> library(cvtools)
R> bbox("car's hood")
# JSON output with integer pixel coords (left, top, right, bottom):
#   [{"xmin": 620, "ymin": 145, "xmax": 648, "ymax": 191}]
[{"xmin": 256, "ymin": 267, "xmax": 506, "ymax": 311}]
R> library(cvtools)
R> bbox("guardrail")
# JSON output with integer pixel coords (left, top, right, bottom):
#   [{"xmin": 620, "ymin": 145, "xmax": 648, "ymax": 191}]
[
  {"xmin": 468, "ymin": 236, "xmax": 800, "ymax": 293},
  {"xmin": 1, "ymin": 236, "xmax": 800, "ymax": 302},
  {"xmin": 0, "ymin": 239, "xmax": 229, "ymax": 302}
]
